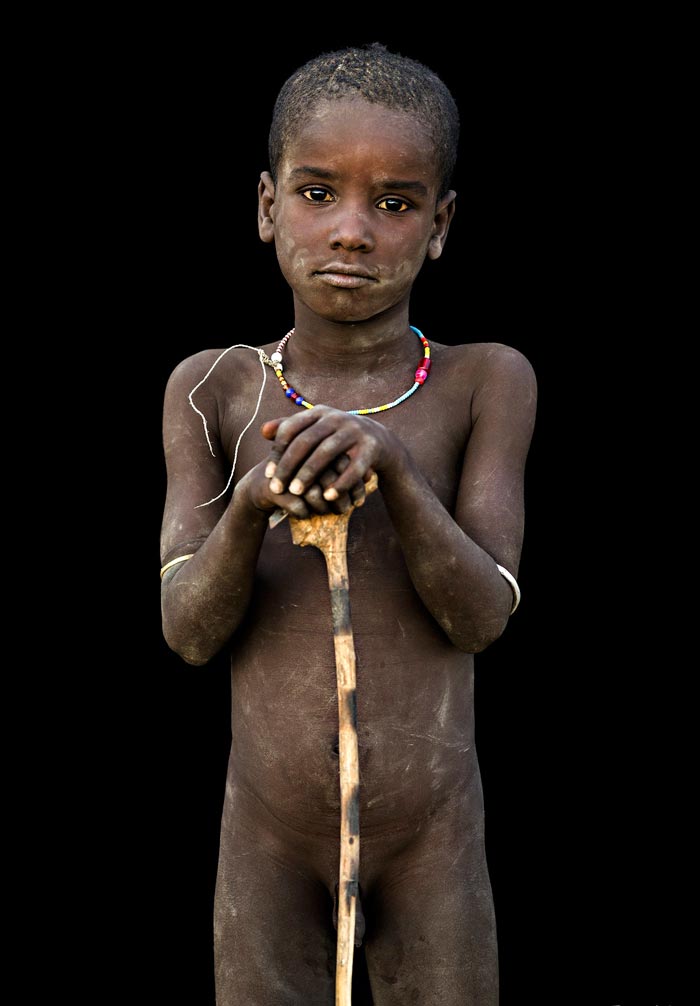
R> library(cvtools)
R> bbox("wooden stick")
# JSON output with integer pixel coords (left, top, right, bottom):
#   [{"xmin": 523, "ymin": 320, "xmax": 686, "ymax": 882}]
[{"xmin": 283, "ymin": 474, "xmax": 378, "ymax": 1006}]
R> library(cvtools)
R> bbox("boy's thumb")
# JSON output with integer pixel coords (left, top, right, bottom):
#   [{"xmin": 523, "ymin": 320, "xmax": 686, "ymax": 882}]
[{"xmin": 261, "ymin": 419, "xmax": 281, "ymax": 440}]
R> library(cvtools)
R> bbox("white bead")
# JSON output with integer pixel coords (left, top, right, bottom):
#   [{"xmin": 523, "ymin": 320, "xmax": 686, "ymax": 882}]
[{"xmin": 271, "ymin": 351, "xmax": 283, "ymax": 363}]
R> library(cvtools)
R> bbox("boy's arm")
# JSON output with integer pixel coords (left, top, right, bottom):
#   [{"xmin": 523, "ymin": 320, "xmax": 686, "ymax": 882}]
[
  {"xmin": 160, "ymin": 352, "xmax": 365, "ymax": 665},
  {"xmin": 379, "ymin": 346, "xmax": 537, "ymax": 651},
  {"xmin": 265, "ymin": 345, "xmax": 537, "ymax": 653},
  {"xmin": 159, "ymin": 353, "xmax": 270, "ymax": 665}
]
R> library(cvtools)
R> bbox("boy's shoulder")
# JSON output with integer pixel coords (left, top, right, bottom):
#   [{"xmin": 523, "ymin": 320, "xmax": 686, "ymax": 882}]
[
  {"xmin": 165, "ymin": 344, "xmax": 273, "ymax": 398},
  {"xmin": 435, "ymin": 340, "xmax": 536, "ymax": 381},
  {"xmin": 434, "ymin": 342, "xmax": 537, "ymax": 422}
]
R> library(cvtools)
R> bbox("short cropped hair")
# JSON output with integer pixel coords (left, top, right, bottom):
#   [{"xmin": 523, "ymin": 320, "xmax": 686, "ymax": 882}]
[{"xmin": 269, "ymin": 43, "xmax": 460, "ymax": 199}]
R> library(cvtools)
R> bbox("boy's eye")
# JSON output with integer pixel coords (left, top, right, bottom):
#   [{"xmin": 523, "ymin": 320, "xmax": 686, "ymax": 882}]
[
  {"xmin": 377, "ymin": 197, "xmax": 410, "ymax": 213},
  {"xmin": 302, "ymin": 188, "xmax": 334, "ymax": 203}
]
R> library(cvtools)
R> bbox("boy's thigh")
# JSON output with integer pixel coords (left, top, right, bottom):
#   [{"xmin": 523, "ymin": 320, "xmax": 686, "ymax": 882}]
[
  {"xmin": 214, "ymin": 833, "xmax": 336, "ymax": 1006},
  {"xmin": 363, "ymin": 803, "xmax": 498, "ymax": 1006}
]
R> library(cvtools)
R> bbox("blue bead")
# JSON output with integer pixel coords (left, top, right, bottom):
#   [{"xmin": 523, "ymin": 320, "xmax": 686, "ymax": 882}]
[
  {"xmin": 296, "ymin": 398, "xmax": 306, "ymax": 406},
  {"xmin": 285, "ymin": 388, "xmax": 295, "ymax": 398}
]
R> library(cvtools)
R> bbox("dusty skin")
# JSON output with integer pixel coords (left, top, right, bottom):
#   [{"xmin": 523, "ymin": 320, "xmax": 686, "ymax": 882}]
[{"xmin": 161, "ymin": 96, "xmax": 537, "ymax": 1005}]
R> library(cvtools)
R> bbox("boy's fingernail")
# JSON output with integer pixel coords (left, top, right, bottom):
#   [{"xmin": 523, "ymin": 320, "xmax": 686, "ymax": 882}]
[
  {"xmin": 289, "ymin": 478, "xmax": 304, "ymax": 496},
  {"xmin": 323, "ymin": 487, "xmax": 339, "ymax": 501},
  {"xmin": 270, "ymin": 478, "xmax": 284, "ymax": 494},
  {"xmin": 265, "ymin": 461, "xmax": 277, "ymax": 478}
]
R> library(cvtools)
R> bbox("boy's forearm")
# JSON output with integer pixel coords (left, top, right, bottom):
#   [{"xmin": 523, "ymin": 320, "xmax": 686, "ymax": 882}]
[
  {"xmin": 161, "ymin": 481, "xmax": 269, "ymax": 666},
  {"xmin": 379, "ymin": 451, "xmax": 513, "ymax": 652}
]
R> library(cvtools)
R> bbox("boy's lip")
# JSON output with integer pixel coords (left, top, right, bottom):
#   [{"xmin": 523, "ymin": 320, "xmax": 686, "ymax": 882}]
[{"xmin": 313, "ymin": 264, "xmax": 378, "ymax": 289}]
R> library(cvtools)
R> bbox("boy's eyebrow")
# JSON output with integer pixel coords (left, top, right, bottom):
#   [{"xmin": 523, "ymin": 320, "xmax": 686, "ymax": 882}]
[
  {"xmin": 288, "ymin": 166, "xmax": 338, "ymax": 181},
  {"xmin": 288, "ymin": 165, "xmax": 429, "ymax": 197},
  {"xmin": 379, "ymin": 179, "xmax": 429, "ymax": 196}
]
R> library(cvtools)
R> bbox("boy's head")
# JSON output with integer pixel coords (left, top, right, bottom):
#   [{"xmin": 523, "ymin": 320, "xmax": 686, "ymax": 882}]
[{"xmin": 269, "ymin": 44, "xmax": 459, "ymax": 200}]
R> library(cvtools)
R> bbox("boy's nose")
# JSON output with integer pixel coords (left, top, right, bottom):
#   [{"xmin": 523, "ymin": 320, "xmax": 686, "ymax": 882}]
[{"xmin": 328, "ymin": 208, "xmax": 375, "ymax": 253}]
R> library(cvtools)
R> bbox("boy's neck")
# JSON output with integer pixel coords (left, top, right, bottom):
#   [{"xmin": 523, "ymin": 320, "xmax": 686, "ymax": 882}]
[{"xmin": 287, "ymin": 304, "xmax": 416, "ymax": 378}]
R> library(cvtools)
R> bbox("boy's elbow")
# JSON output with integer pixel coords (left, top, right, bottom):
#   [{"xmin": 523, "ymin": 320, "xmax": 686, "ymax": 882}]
[
  {"xmin": 178, "ymin": 647, "xmax": 213, "ymax": 667},
  {"xmin": 162, "ymin": 625, "xmax": 217, "ymax": 667},
  {"xmin": 167, "ymin": 639, "xmax": 212, "ymax": 667},
  {"xmin": 448, "ymin": 614, "xmax": 509, "ymax": 654}
]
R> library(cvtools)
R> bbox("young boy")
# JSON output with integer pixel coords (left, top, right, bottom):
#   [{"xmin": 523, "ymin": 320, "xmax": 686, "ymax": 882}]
[{"xmin": 160, "ymin": 44, "xmax": 536, "ymax": 1006}]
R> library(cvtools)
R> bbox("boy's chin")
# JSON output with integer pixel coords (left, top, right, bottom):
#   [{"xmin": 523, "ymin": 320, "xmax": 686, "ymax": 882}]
[{"xmin": 297, "ymin": 294, "xmax": 398, "ymax": 326}]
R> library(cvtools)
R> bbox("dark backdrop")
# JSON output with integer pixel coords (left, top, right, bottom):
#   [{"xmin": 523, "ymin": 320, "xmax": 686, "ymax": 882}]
[{"xmin": 111, "ymin": 26, "xmax": 683, "ymax": 1006}]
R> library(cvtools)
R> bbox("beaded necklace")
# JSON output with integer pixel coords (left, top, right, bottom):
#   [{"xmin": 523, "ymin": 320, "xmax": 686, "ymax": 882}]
[
  {"xmin": 261, "ymin": 325, "xmax": 431, "ymax": 415},
  {"xmin": 188, "ymin": 326, "xmax": 431, "ymax": 508}
]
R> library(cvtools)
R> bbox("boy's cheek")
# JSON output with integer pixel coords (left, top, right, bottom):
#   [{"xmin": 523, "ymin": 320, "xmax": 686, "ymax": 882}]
[{"xmin": 275, "ymin": 246, "xmax": 312, "ymax": 290}]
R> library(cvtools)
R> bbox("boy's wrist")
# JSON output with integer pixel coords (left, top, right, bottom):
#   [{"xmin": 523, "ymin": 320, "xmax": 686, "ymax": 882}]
[
  {"xmin": 232, "ymin": 471, "xmax": 274, "ymax": 524},
  {"xmin": 376, "ymin": 434, "xmax": 413, "ymax": 484}
]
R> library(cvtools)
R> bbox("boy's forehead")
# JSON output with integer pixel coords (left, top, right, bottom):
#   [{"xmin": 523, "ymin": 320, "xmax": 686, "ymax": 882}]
[{"xmin": 280, "ymin": 97, "xmax": 439, "ymax": 186}]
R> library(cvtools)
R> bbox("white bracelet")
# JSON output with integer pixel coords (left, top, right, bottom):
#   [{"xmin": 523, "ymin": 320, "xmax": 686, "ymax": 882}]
[
  {"xmin": 160, "ymin": 554, "xmax": 195, "ymax": 580},
  {"xmin": 496, "ymin": 563, "xmax": 521, "ymax": 615}
]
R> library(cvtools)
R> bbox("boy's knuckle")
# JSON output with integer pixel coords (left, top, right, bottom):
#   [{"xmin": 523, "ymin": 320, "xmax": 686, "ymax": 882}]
[
  {"xmin": 324, "ymin": 432, "xmax": 346, "ymax": 455},
  {"xmin": 296, "ymin": 464, "xmax": 314, "ymax": 483}
]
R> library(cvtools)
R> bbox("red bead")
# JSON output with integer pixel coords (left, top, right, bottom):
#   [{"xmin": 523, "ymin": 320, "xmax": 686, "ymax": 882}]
[
  {"xmin": 415, "ymin": 368, "xmax": 429, "ymax": 384},
  {"xmin": 420, "ymin": 357, "xmax": 431, "ymax": 371}
]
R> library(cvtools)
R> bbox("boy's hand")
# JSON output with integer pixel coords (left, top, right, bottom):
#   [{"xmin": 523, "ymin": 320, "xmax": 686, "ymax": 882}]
[
  {"xmin": 260, "ymin": 406, "xmax": 400, "ymax": 503},
  {"xmin": 240, "ymin": 456, "xmax": 354, "ymax": 520}
]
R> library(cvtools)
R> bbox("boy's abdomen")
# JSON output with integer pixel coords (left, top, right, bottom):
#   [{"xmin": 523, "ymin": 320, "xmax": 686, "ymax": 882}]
[{"xmin": 227, "ymin": 504, "xmax": 479, "ymax": 840}]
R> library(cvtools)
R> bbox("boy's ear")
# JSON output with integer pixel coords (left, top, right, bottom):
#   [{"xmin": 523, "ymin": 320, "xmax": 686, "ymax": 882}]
[
  {"xmin": 258, "ymin": 171, "xmax": 276, "ymax": 244},
  {"xmin": 427, "ymin": 190, "xmax": 457, "ymax": 261}
]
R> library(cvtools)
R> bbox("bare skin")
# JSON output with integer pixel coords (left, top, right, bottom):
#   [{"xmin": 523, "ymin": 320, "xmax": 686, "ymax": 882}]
[{"xmin": 161, "ymin": 97, "xmax": 536, "ymax": 1005}]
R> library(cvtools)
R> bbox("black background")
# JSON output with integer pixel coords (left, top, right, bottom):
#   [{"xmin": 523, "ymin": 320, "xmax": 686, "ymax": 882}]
[{"xmin": 103, "ymin": 23, "xmax": 685, "ymax": 1006}]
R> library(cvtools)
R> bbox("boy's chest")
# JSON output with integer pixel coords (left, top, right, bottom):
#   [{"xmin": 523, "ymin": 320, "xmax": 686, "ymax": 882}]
[
  {"xmin": 374, "ymin": 394, "xmax": 470, "ymax": 509},
  {"xmin": 221, "ymin": 356, "xmax": 473, "ymax": 512}
]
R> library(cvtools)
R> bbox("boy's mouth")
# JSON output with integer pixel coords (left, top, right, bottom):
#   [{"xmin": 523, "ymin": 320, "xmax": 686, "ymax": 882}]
[{"xmin": 314, "ymin": 264, "xmax": 378, "ymax": 289}]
